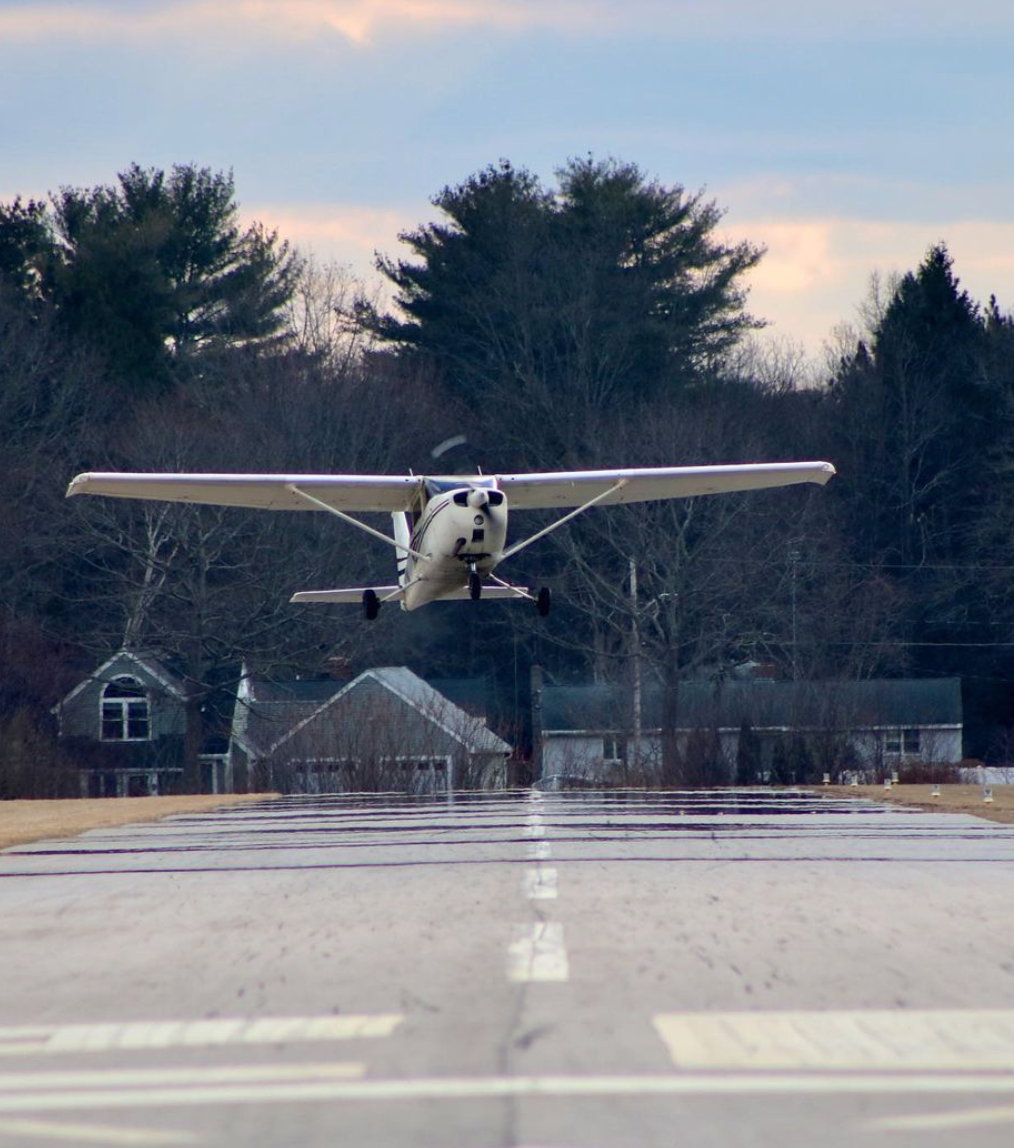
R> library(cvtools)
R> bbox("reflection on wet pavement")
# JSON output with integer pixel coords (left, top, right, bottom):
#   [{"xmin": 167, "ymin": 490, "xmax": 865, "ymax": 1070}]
[{"xmin": 4, "ymin": 789, "xmax": 1014, "ymax": 875}]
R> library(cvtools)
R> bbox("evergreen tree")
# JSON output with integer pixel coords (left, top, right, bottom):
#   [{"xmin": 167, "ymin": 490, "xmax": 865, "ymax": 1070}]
[
  {"xmin": 368, "ymin": 157, "xmax": 763, "ymax": 420},
  {"xmin": 2, "ymin": 164, "xmax": 300, "ymax": 390}
]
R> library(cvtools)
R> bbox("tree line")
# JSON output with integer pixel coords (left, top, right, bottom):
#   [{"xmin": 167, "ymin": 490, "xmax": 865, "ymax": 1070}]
[{"xmin": 2, "ymin": 157, "xmax": 1013, "ymax": 795}]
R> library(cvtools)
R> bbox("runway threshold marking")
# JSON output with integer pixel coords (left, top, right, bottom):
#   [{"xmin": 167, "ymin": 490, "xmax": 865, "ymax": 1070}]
[
  {"xmin": 653, "ymin": 1010, "xmax": 1014, "ymax": 1071},
  {"xmin": 0, "ymin": 1015, "xmax": 401, "ymax": 1056},
  {"xmin": 526, "ymin": 840, "xmax": 552, "ymax": 860},
  {"xmin": 507, "ymin": 923, "xmax": 569, "ymax": 982},
  {"xmin": 5, "ymin": 1074, "xmax": 1014, "ymax": 1113}
]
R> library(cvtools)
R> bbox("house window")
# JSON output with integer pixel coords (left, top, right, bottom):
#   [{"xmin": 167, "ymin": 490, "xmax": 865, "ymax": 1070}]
[
  {"xmin": 101, "ymin": 677, "xmax": 150, "ymax": 741},
  {"xmin": 603, "ymin": 736, "xmax": 622, "ymax": 763},
  {"xmin": 883, "ymin": 728, "xmax": 921, "ymax": 757}
]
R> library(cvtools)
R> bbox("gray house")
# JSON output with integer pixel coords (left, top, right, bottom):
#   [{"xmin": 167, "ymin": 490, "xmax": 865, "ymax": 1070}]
[
  {"xmin": 229, "ymin": 666, "xmax": 512, "ymax": 793},
  {"xmin": 540, "ymin": 678, "xmax": 963, "ymax": 784},
  {"xmin": 53, "ymin": 650, "xmax": 190, "ymax": 797}
]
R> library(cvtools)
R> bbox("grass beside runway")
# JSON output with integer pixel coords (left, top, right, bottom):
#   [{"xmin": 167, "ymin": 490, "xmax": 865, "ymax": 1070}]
[
  {"xmin": 0, "ymin": 793, "xmax": 277, "ymax": 852},
  {"xmin": 812, "ymin": 784, "xmax": 1014, "ymax": 825}
]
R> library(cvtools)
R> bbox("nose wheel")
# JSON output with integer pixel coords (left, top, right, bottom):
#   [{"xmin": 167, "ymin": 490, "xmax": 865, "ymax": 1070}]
[
  {"xmin": 468, "ymin": 569, "xmax": 482, "ymax": 600},
  {"xmin": 362, "ymin": 589, "xmax": 380, "ymax": 620}
]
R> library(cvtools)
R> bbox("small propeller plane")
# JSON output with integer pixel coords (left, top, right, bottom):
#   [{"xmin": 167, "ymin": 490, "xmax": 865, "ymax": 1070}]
[{"xmin": 67, "ymin": 461, "xmax": 835, "ymax": 619}]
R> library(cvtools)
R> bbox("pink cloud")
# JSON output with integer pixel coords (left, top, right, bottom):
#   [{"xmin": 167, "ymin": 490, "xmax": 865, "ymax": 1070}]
[
  {"xmin": 735, "ymin": 218, "xmax": 1014, "ymax": 351},
  {"xmin": 7, "ymin": 1, "xmax": 1009, "ymax": 47},
  {"xmin": 0, "ymin": 0, "xmax": 612, "ymax": 46}
]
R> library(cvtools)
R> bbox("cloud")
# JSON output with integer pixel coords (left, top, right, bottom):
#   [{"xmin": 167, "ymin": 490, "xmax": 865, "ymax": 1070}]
[
  {"xmin": 244, "ymin": 201, "xmax": 420, "ymax": 268},
  {"xmin": 4, "ymin": 0, "xmax": 1013, "ymax": 46},
  {"xmin": 246, "ymin": 198, "xmax": 1014, "ymax": 355},
  {"xmin": 737, "ymin": 218, "xmax": 1014, "ymax": 351},
  {"xmin": 0, "ymin": 0, "xmax": 607, "ymax": 46}
]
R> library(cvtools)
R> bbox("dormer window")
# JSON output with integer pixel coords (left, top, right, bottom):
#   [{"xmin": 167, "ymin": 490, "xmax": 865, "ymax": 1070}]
[{"xmin": 101, "ymin": 677, "xmax": 150, "ymax": 741}]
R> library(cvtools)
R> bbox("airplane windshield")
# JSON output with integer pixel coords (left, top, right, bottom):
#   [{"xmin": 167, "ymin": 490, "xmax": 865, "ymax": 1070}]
[{"xmin": 424, "ymin": 477, "xmax": 497, "ymax": 499}]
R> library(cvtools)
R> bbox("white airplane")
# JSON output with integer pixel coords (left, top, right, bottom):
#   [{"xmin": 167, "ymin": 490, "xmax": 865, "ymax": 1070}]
[{"xmin": 67, "ymin": 462, "xmax": 835, "ymax": 619}]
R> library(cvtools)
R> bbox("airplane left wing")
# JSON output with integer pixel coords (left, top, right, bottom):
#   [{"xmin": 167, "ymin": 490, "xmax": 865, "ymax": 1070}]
[
  {"xmin": 66, "ymin": 473, "xmax": 423, "ymax": 513},
  {"xmin": 495, "ymin": 462, "xmax": 835, "ymax": 509}
]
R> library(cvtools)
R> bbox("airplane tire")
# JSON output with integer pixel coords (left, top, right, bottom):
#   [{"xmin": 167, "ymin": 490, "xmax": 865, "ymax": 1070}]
[
  {"xmin": 469, "ymin": 571, "xmax": 482, "ymax": 601},
  {"xmin": 363, "ymin": 589, "xmax": 380, "ymax": 620},
  {"xmin": 536, "ymin": 587, "xmax": 551, "ymax": 617}
]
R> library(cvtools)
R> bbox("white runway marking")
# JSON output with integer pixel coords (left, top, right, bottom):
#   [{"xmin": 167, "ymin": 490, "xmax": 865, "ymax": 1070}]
[
  {"xmin": 868, "ymin": 1103, "xmax": 1014, "ymax": 1131},
  {"xmin": 653, "ymin": 1010, "xmax": 1014, "ymax": 1071},
  {"xmin": 0, "ymin": 1119, "xmax": 195, "ymax": 1144},
  {"xmin": 526, "ymin": 841, "xmax": 552, "ymax": 860},
  {"xmin": 0, "ymin": 1062, "xmax": 364, "ymax": 1089},
  {"xmin": 522, "ymin": 868, "xmax": 558, "ymax": 900},
  {"xmin": 506, "ymin": 923, "xmax": 569, "ymax": 982},
  {"xmin": 0, "ymin": 1015, "xmax": 401, "ymax": 1056},
  {"xmin": 5, "ymin": 1074, "xmax": 1014, "ymax": 1113},
  {"xmin": 524, "ymin": 815, "xmax": 546, "ymax": 837}
]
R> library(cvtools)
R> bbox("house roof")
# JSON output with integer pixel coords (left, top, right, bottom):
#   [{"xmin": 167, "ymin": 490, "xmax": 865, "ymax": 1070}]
[
  {"xmin": 542, "ymin": 678, "xmax": 963, "ymax": 732},
  {"xmin": 237, "ymin": 667, "xmax": 510, "ymax": 758},
  {"xmin": 54, "ymin": 649, "xmax": 188, "ymax": 711},
  {"xmin": 231, "ymin": 676, "xmax": 343, "ymax": 757}
]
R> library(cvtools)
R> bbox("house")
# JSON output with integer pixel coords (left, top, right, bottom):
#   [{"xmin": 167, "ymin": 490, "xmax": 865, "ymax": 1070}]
[
  {"xmin": 55, "ymin": 653, "xmax": 510, "ymax": 797},
  {"xmin": 52, "ymin": 650, "xmax": 191, "ymax": 797},
  {"xmin": 228, "ymin": 666, "xmax": 511, "ymax": 793},
  {"xmin": 539, "ymin": 677, "xmax": 963, "ymax": 784}
]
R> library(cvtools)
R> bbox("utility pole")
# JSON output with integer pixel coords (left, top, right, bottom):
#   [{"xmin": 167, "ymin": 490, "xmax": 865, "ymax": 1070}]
[
  {"xmin": 789, "ymin": 547, "xmax": 800, "ymax": 680},
  {"xmin": 630, "ymin": 558, "xmax": 641, "ymax": 770}
]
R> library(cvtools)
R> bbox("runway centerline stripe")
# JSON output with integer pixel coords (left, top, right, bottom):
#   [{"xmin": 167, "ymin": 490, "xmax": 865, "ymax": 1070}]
[
  {"xmin": 507, "ymin": 923, "xmax": 569, "ymax": 982},
  {"xmin": 522, "ymin": 868, "xmax": 558, "ymax": 899}
]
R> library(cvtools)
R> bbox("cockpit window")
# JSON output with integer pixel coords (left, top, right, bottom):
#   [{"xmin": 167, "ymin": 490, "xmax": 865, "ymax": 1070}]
[{"xmin": 424, "ymin": 477, "xmax": 497, "ymax": 499}]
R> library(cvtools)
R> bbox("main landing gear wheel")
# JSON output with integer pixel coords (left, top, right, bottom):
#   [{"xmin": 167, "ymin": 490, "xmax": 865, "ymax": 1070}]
[
  {"xmin": 362, "ymin": 589, "xmax": 380, "ymax": 620},
  {"xmin": 536, "ymin": 587, "xmax": 551, "ymax": 617},
  {"xmin": 469, "ymin": 570, "xmax": 482, "ymax": 600}
]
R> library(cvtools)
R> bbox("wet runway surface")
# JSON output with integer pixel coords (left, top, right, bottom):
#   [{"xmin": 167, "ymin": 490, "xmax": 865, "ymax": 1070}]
[{"xmin": 3, "ymin": 789, "xmax": 1014, "ymax": 1146}]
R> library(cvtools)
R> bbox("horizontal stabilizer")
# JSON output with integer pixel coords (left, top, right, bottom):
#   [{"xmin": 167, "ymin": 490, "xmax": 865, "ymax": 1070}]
[
  {"xmin": 291, "ymin": 586, "xmax": 402, "ymax": 604},
  {"xmin": 439, "ymin": 585, "xmax": 530, "ymax": 601},
  {"xmin": 290, "ymin": 584, "xmax": 531, "ymax": 605}
]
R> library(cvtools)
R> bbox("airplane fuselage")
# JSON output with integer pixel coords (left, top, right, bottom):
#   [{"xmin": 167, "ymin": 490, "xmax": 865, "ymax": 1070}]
[{"xmin": 399, "ymin": 484, "xmax": 508, "ymax": 610}]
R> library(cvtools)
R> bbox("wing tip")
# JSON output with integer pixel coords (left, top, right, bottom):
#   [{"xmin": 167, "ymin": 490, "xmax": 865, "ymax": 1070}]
[{"xmin": 66, "ymin": 473, "xmax": 91, "ymax": 498}]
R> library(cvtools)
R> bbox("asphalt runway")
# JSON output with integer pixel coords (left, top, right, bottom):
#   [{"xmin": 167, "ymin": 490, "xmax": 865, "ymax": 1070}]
[{"xmin": 3, "ymin": 789, "xmax": 1014, "ymax": 1147}]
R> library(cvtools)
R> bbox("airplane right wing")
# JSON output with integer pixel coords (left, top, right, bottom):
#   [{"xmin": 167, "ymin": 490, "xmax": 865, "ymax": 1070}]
[{"xmin": 495, "ymin": 462, "xmax": 836, "ymax": 510}]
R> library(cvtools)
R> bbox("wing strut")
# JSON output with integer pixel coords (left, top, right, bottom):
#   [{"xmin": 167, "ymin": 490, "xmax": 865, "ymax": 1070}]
[
  {"xmin": 285, "ymin": 483, "xmax": 427, "ymax": 561},
  {"xmin": 501, "ymin": 479, "xmax": 629, "ymax": 562}
]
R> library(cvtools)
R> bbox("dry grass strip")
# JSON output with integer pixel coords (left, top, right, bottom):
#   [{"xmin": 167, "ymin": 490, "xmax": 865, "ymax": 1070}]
[
  {"xmin": 0, "ymin": 793, "xmax": 277, "ymax": 852},
  {"xmin": 814, "ymin": 784, "xmax": 1014, "ymax": 825}
]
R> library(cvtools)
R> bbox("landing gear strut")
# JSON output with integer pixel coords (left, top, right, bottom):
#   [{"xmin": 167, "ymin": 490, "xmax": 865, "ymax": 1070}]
[
  {"xmin": 536, "ymin": 587, "xmax": 551, "ymax": 617},
  {"xmin": 363, "ymin": 589, "xmax": 380, "ymax": 620}
]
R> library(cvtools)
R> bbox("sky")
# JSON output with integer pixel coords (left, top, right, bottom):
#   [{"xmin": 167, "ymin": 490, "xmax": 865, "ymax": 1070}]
[{"xmin": 2, "ymin": 0, "xmax": 1014, "ymax": 355}]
